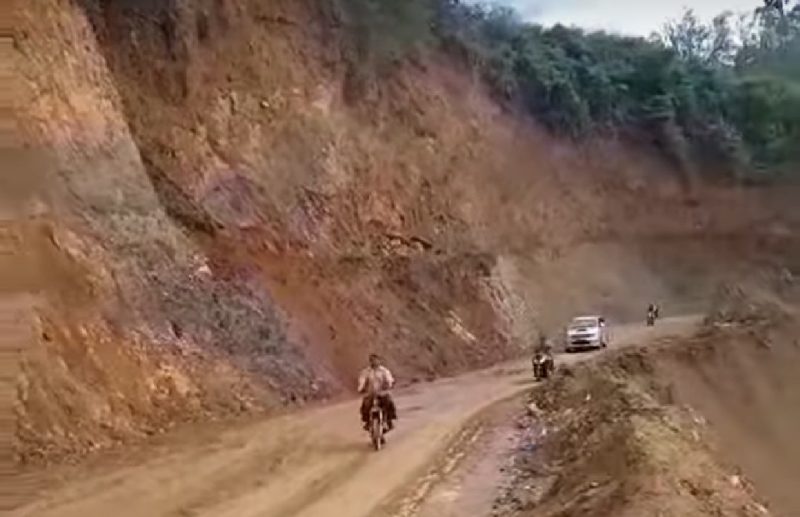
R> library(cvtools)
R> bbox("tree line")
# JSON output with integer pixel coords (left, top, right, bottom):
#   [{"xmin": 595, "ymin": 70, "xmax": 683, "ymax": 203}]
[{"xmin": 330, "ymin": 0, "xmax": 800, "ymax": 181}]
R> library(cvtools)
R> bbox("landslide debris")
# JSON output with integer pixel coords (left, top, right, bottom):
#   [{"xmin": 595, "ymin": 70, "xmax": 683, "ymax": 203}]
[
  {"xmin": 494, "ymin": 348, "xmax": 772, "ymax": 517},
  {"xmin": 496, "ymin": 297, "xmax": 800, "ymax": 517}
]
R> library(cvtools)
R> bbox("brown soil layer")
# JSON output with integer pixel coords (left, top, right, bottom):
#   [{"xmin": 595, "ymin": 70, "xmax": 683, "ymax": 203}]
[
  {"xmin": 10, "ymin": 0, "xmax": 800, "ymax": 465},
  {"xmin": 496, "ymin": 316, "xmax": 800, "ymax": 516}
]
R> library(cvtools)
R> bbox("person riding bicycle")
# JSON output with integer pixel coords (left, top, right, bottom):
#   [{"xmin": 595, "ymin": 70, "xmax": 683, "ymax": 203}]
[{"xmin": 358, "ymin": 354, "xmax": 397, "ymax": 431}]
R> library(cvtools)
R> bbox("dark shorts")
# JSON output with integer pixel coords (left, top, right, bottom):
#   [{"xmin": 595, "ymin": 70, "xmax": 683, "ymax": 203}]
[{"xmin": 360, "ymin": 394, "xmax": 397, "ymax": 423}]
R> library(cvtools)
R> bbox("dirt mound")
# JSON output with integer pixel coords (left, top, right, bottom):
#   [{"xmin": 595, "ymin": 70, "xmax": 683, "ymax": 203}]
[
  {"xmin": 661, "ymin": 322, "xmax": 800, "ymax": 516},
  {"xmin": 703, "ymin": 282, "xmax": 791, "ymax": 327},
  {"xmin": 495, "ymin": 357, "xmax": 768, "ymax": 516},
  {"xmin": 498, "ymin": 320, "xmax": 800, "ymax": 516}
]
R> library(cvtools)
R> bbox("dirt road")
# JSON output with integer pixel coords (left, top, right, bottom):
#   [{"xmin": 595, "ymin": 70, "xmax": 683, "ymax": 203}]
[{"xmin": 14, "ymin": 317, "xmax": 699, "ymax": 517}]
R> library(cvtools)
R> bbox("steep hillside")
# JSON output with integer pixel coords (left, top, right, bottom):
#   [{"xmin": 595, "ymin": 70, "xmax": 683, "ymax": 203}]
[{"xmin": 12, "ymin": 0, "xmax": 799, "ymax": 463}]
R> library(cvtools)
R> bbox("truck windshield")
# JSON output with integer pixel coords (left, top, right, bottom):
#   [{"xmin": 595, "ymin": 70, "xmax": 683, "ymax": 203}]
[{"xmin": 570, "ymin": 318, "xmax": 598, "ymax": 328}]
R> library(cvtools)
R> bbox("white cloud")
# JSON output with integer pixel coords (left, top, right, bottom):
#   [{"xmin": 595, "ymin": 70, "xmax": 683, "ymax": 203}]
[{"xmin": 501, "ymin": 0, "xmax": 762, "ymax": 35}]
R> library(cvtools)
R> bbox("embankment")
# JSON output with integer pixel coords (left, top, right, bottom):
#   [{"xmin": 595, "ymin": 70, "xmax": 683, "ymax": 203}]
[{"xmin": 499, "ymin": 306, "xmax": 800, "ymax": 516}]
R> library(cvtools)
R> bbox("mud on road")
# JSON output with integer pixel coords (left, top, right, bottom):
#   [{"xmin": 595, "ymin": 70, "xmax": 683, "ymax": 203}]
[{"xmin": 13, "ymin": 317, "xmax": 699, "ymax": 517}]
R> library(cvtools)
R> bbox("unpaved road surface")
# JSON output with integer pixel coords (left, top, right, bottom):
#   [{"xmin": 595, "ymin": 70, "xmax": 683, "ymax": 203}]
[{"xmin": 14, "ymin": 317, "xmax": 699, "ymax": 517}]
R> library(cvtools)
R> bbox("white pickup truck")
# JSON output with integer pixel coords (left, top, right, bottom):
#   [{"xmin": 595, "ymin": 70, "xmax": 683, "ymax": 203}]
[{"xmin": 565, "ymin": 315, "xmax": 609, "ymax": 352}]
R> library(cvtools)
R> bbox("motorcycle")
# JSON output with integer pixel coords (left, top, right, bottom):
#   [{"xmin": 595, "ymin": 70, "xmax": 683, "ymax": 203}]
[
  {"xmin": 646, "ymin": 310, "xmax": 656, "ymax": 327},
  {"xmin": 368, "ymin": 396, "xmax": 387, "ymax": 451},
  {"xmin": 532, "ymin": 351, "xmax": 555, "ymax": 381}
]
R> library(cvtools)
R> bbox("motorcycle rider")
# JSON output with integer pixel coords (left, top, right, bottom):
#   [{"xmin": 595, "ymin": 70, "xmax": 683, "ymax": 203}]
[
  {"xmin": 532, "ymin": 335, "xmax": 554, "ymax": 377},
  {"xmin": 647, "ymin": 303, "xmax": 656, "ymax": 324},
  {"xmin": 535, "ymin": 334, "xmax": 551, "ymax": 354},
  {"xmin": 358, "ymin": 354, "xmax": 397, "ymax": 431}
]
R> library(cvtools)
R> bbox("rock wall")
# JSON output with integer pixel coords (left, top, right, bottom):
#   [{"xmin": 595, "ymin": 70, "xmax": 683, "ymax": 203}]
[{"xmin": 11, "ymin": 0, "xmax": 798, "ymax": 462}]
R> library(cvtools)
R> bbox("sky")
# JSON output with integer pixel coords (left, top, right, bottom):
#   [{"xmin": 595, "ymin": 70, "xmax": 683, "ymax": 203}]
[{"xmin": 500, "ymin": 0, "xmax": 763, "ymax": 36}]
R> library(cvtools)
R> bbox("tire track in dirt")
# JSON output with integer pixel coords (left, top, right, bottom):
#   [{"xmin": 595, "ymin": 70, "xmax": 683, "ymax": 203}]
[{"xmin": 13, "ymin": 317, "xmax": 700, "ymax": 517}]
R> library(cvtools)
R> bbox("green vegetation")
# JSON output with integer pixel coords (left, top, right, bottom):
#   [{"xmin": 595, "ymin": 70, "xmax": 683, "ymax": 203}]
[
  {"xmin": 332, "ymin": 0, "xmax": 435, "ymax": 65},
  {"xmin": 331, "ymin": 0, "xmax": 800, "ymax": 180}
]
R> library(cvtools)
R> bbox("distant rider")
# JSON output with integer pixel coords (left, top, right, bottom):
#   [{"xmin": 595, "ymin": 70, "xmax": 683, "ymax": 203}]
[
  {"xmin": 533, "ymin": 334, "xmax": 553, "ymax": 361},
  {"xmin": 535, "ymin": 334, "xmax": 551, "ymax": 353},
  {"xmin": 647, "ymin": 303, "xmax": 657, "ymax": 324},
  {"xmin": 532, "ymin": 334, "xmax": 555, "ymax": 377},
  {"xmin": 358, "ymin": 354, "xmax": 397, "ymax": 431}
]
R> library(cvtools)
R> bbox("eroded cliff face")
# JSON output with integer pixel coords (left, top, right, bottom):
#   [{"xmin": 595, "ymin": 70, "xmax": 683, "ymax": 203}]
[{"xmin": 11, "ymin": 0, "xmax": 798, "ymax": 462}]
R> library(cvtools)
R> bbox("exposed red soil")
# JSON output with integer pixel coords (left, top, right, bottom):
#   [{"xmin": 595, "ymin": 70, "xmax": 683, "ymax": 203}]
[{"xmin": 9, "ymin": 0, "xmax": 800, "ymax": 465}]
